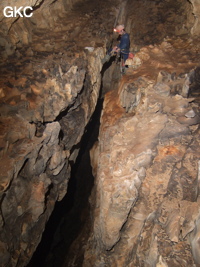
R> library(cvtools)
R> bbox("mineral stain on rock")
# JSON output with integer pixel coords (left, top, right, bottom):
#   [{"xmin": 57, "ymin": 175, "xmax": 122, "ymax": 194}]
[{"xmin": 0, "ymin": 0, "xmax": 200, "ymax": 266}]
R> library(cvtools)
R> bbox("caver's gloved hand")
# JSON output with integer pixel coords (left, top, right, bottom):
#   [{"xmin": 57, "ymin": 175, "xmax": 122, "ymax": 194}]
[
  {"xmin": 112, "ymin": 46, "xmax": 120, "ymax": 53},
  {"xmin": 101, "ymin": 47, "xmax": 118, "ymax": 64}
]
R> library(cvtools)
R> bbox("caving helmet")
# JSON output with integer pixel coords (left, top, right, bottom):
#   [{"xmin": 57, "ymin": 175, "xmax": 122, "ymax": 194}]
[{"xmin": 114, "ymin": 24, "xmax": 125, "ymax": 33}]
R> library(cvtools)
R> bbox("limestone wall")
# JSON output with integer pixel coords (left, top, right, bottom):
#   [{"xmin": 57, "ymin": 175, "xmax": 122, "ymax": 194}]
[
  {"xmin": 0, "ymin": 0, "xmax": 79, "ymax": 56},
  {"xmin": 0, "ymin": 0, "xmax": 200, "ymax": 266},
  {"xmin": 0, "ymin": 47, "xmax": 105, "ymax": 266},
  {"xmin": 84, "ymin": 39, "xmax": 200, "ymax": 267},
  {"xmin": 189, "ymin": 0, "xmax": 200, "ymax": 35},
  {"xmin": 0, "ymin": 0, "xmax": 120, "ymax": 265}
]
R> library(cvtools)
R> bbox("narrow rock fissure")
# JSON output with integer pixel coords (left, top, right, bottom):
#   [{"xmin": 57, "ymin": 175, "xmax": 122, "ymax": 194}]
[
  {"xmin": 1, "ymin": 0, "xmax": 200, "ymax": 266},
  {"xmin": 189, "ymin": 66, "xmax": 200, "ymax": 103},
  {"xmin": 27, "ymin": 97, "xmax": 104, "ymax": 267}
]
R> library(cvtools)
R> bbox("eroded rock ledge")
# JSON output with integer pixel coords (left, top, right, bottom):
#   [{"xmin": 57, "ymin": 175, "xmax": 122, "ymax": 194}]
[
  {"xmin": 0, "ymin": 0, "xmax": 200, "ymax": 266},
  {"xmin": 0, "ymin": 0, "xmax": 121, "ymax": 264},
  {"xmin": 0, "ymin": 46, "xmax": 104, "ymax": 266},
  {"xmin": 84, "ymin": 39, "xmax": 200, "ymax": 266}
]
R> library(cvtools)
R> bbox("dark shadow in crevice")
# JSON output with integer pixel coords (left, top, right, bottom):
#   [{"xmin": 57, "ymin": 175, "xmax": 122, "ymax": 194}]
[
  {"xmin": 30, "ymin": 0, "xmax": 45, "ymax": 12},
  {"xmin": 100, "ymin": 54, "xmax": 122, "ymax": 97},
  {"xmin": 101, "ymin": 55, "xmax": 117, "ymax": 78},
  {"xmin": 27, "ymin": 97, "xmax": 103, "ymax": 267},
  {"xmin": 188, "ymin": 66, "xmax": 200, "ymax": 103}
]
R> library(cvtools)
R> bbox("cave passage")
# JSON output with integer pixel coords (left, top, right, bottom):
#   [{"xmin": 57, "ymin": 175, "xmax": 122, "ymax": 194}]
[
  {"xmin": 1, "ymin": 0, "xmax": 200, "ymax": 266},
  {"xmin": 27, "ymin": 98, "xmax": 104, "ymax": 267}
]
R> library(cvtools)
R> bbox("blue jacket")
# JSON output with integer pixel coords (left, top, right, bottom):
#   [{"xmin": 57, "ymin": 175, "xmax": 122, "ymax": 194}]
[{"xmin": 118, "ymin": 33, "xmax": 130, "ymax": 54}]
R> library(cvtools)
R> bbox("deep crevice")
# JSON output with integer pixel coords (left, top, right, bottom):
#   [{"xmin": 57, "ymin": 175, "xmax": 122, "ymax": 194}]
[{"xmin": 27, "ymin": 97, "xmax": 103, "ymax": 267}]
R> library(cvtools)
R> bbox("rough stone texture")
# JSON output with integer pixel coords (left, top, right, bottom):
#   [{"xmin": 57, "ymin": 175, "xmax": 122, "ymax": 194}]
[
  {"xmin": 0, "ymin": 0, "xmax": 81, "ymax": 56},
  {"xmin": 0, "ymin": 0, "xmax": 117, "ymax": 58},
  {"xmin": 0, "ymin": 0, "xmax": 121, "ymax": 265},
  {"xmin": 92, "ymin": 89, "xmax": 167, "ymax": 250},
  {"xmin": 0, "ymin": 0, "xmax": 200, "ymax": 266},
  {"xmin": 84, "ymin": 39, "xmax": 200, "ymax": 266},
  {"xmin": 0, "ymin": 50, "xmax": 102, "ymax": 265},
  {"xmin": 125, "ymin": 0, "xmax": 195, "ymax": 50},
  {"xmin": 1, "ymin": 0, "xmax": 199, "ymax": 57},
  {"xmin": 189, "ymin": 0, "xmax": 200, "ymax": 35}
]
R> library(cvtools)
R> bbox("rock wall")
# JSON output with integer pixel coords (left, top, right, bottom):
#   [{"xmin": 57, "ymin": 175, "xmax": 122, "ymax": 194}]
[
  {"xmin": 0, "ymin": 0, "xmax": 125, "ymax": 264},
  {"xmin": 0, "ymin": 0, "xmax": 200, "ymax": 266},
  {"xmin": 0, "ymin": 47, "xmax": 104, "ymax": 266},
  {"xmin": 0, "ymin": 0, "xmax": 80, "ymax": 57},
  {"xmin": 85, "ymin": 38, "xmax": 200, "ymax": 266},
  {"xmin": 189, "ymin": 0, "xmax": 200, "ymax": 35},
  {"xmin": 125, "ymin": 0, "xmax": 195, "ymax": 50},
  {"xmin": 1, "ymin": 0, "xmax": 199, "ymax": 58}
]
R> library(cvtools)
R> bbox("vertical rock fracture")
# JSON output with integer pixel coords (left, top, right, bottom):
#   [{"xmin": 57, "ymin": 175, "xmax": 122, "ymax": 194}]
[{"xmin": 0, "ymin": 0, "xmax": 200, "ymax": 266}]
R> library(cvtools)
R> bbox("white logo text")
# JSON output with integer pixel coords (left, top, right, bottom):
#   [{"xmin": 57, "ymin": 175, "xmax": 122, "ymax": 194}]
[{"xmin": 3, "ymin": 6, "xmax": 33, "ymax": 18}]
